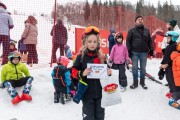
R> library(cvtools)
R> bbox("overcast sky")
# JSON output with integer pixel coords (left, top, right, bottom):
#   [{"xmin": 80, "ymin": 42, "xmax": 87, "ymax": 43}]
[{"xmin": 0, "ymin": 0, "xmax": 179, "ymax": 15}]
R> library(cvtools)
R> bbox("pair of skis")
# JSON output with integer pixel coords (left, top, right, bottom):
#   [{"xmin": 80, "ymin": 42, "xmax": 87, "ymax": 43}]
[{"xmin": 128, "ymin": 66, "xmax": 168, "ymax": 86}]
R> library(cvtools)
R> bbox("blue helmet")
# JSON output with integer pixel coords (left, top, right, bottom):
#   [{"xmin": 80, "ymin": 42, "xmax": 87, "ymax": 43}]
[
  {"xmin": 8, "ymin": 51, "xmax": 21, "ymax": 61},
  {"xmin": 165, "ymin": 31, "xmax": 179, "ymax": 42}
]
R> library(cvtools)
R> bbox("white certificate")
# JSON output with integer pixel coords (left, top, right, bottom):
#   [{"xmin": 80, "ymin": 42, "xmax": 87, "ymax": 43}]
[{"xmin": 87, "ymin": 64, "xmax": 107, "ymax": 79}]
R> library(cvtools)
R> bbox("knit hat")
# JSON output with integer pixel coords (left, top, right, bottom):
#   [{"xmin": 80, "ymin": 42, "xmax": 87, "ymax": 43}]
[
  {"xmin": 110, "ymin": 28, "xmax": 116, "ymax": 33},
  {"xmin": 135, "ymin": 15, "xmax": 143, "ymax": 22},
  {"xmin": 115, "ymin": 32, "xmax": 123, "ymax": 38},
  {"xmin": 168, "ymin": 20, "xmax": 177, "ymax": 28},
  {"xmin": 0, "ymin": 2, "xmax": 7, "ymax": 9}
]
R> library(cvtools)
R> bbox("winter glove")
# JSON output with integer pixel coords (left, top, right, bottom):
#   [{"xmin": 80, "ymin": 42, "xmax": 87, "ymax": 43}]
[
  {"xmin": 73, "ymin": 80, "xmax": 88, "ymax": 104},
  {"xmin": 125, "ymin": 61, "xmax": 130, "ymax": 70},
  {"xmin": 148, "ymin": 50, "xmax": 154, "ymax": 56},
  {"xmin": 0, "ymin": 83, "xmax": 5, "ymax": 89},
  {"xmin": 162, "ymin": 48, "xmax": 166, "ymax": 55},
  {"xmin": 158, "ymin": 68, "xmax": 165, "ymax": 80},
  {"xmin": 128, "ymin": 50, "xmax": 133, "ymax": 58},
  {"xmin": 107, "ymin": 60, "xmax": 113, "ymax": 68}
]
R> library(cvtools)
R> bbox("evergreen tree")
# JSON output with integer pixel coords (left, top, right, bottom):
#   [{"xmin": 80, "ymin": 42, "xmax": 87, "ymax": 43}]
[
  {"xmin": 83, "ymin": 0, "xmax": 90, "ymax": 23},
  {"xmin": 113, "ymin": 0, "xmax": 118, "ymax": 6},
  {"xmin": 157, "ymin": 1, "xmax": 163, "ymax": 19},
  {"xmin": 109, "ymin": 0, "xmax": 113, "ymax": 6}
]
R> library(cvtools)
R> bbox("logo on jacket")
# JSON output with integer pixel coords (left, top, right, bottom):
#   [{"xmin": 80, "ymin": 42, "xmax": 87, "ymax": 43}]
[{"xmin": 104, "ymin": 83, "xmax": 118, "ymax": 93}]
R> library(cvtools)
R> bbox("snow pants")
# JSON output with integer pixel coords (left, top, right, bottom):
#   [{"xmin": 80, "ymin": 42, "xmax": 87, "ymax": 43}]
[
  {"xmin": 82, "ymin": 98, "xmax": 105, "ymax": 120},
  {"xmin": 166, "ymin": 67, "xmax": 180, "ymax": 100},
  {"xmin": 0, "ymin": 35, "xmax": 10, "ymax": 65}
]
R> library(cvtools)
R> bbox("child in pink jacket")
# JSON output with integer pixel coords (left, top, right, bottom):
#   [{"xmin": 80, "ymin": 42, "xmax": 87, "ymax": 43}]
[{"xmin": 109, "ymin": 32, "xmax": 130, "ymax": 92}]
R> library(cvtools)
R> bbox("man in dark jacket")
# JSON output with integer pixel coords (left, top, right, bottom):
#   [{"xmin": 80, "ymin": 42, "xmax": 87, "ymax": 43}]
[
  {"xmin": 108, "ymin": 29, "xmax": 116, "ymax": 55},
  {"xmin": 126, "ymin": 15, "xmax": 154, "ymax": 89},
  {"xmin": 51, "ymin": 19, "xmax": 68, "ymax": 63}
]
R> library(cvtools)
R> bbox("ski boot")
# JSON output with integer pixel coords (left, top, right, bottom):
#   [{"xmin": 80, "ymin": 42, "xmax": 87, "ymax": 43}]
[
  {"xmin": 59, "ymin": 92, "xmax": 66, "ymax": 104},
  {"xmin": 21, "ymin": 93, "xmax": 32, "ymax": 101},
  {"xmin": 66, "ymin": 93, "xmax": 72, "ymax": 101},
  {"xmin": 54, "ymin": 92, "xmax": 60, "ymax": 103},
  {"xmin": 12, "ymin": 95, "xmax": 22, "ymax": 105},
  {"xmin": 169, "ymin": 97, "xmax": 180, "ymax": 110}
]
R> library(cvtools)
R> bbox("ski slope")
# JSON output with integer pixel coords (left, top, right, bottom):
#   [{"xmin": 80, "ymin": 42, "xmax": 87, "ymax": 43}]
[{"xmin": 0, "ymin": 15, "xmax": 180, "ymax": 120}]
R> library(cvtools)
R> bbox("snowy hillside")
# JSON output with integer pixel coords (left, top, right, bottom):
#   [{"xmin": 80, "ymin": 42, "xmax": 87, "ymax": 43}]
[{"xmin": 0, "ymin": 15, "xmax": 180, "ymax": 120}]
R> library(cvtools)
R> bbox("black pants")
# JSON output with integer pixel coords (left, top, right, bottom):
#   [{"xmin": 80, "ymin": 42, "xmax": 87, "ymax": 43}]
[
  {"xmin": 112, "ymin": 63, "xmax": 127, "ymax": 87},
  {"xmin": 3, "ymin": 76, "xmax": 31, "ymax": 88},
  {"xmin": 26, "ymin": 44, "xmax": 38, "ymax": 64},
  {"xmin": 52, "ymin": 43, "xmax": 65, "ymax": 62},
  {"xmin": 166, "ymin": 67, "xmax": 180, "ymax": 100},
  {"xmin": 82, "ymin": 98, "xmax": 104, "ymax": 120},
  {"xmin": 0, "ymin": 35, "xmax": 10, "ymax": 65},
  {"xmin": 165, "ymin": 67, "xmax": 175, "ymax": 93}
]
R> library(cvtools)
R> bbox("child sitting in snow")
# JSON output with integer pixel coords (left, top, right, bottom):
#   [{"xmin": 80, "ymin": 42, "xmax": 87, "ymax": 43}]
[
  {"xmin": 51, "ymin": 56, "xmax": 75, "ymax": 104},
  {"xmin": 1, "ymin": 51, "xmax": 33, "ymax": 105}
]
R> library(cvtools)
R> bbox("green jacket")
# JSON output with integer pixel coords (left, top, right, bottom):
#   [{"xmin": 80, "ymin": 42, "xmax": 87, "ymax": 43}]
[{"xmin": 1, "ymin": 61, "xmax": 30, "ymax": 83}]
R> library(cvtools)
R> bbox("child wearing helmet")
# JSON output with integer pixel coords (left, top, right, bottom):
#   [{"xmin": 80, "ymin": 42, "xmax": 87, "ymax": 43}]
[
  {"xmin": 72, "ymin": 26, "xmax": 112, "ymax": 120},
  {"xmin": 109, "ymin": 32, "xmax": 131, "ymax": 92},
  {"xmin": 1, "ymin": 51, "xmax": 33, "ymax": 105},
  {"xmin": 51, "ymin": 56, "xmax": 74, "ymax": 104},
  {"xmin": 169, "ymin": 42, "xmax": 180, "ymax": 110},
  {"xmin": 10, "ymin": 40, "xmax": 17, "ymax": 52},
  {"xmin": 160, "ymin": 31, "xmax": 180, "ymax": 109}
]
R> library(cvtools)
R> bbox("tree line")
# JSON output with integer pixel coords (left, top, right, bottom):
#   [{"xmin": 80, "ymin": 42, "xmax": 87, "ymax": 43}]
[{"xmin": 51, "ymin": 0, "xmax": 180, "ymax": 32}]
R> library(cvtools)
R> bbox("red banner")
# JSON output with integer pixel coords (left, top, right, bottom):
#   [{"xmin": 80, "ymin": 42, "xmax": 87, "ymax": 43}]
[
  {"xmin": 75, "ymin": 28, "xmax": 127, "ymax": 54},
  {"xmin": 156, "ymin": 35, "xmax": 164, "ymax": 53}
]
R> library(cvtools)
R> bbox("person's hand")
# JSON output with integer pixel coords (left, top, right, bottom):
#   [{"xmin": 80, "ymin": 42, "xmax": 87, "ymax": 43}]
[
  {"xmin": 107, "ymin": 68, "xmax": 112, "ymax": 76},
  {"xmin": 107, "ymin": 60, "xmax": 113, "ymax": 68},
  {"xmin": 148, "ymin": 50, "xmax": 154, "ymax": 59},
  {"xmin": 82, "ymin": 68, "xmax": 91, "ymax": 77},
  {"xmin": 158, "ymin": 69, "xmax": 165, "ymax": 80},
  {"xmin": 160, "ymin": 64, "xmax": 168, "ymax": 69}
]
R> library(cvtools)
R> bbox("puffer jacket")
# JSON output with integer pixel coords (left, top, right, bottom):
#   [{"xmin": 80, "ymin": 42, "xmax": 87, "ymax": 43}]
[
  {"xmin": 126, "ymin": 26, "xmax": 153, "ymax": 52},
  {"xmin": 0, "ymin": 7, "xmax": 13, "ymax": 36},
  {"xmin": 22, "ymin": 23, "xmax": 38, "ymax": 44},
  {"xmin": 171, "ymin": 51, "xmax": 180, "ymax": 86},
  {"xmin": 1, "ymin": 61, "xmax": 30, "ymax": 83},
  {"xmin": 72, "ymin": 52, "xmax": 103, "ymax": 99},
  {"xmin": 109, "ymin": 43, "xmax": 129, "ymax": 64},
  {"xmin": 50, "ymin": 23, "xmax": 68, "ymax": 45}
]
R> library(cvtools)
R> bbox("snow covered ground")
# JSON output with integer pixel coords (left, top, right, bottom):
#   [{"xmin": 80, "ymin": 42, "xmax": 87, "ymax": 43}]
[
  {"xmin": 0, "ymin": 15, "xmax": 180, "ymax": 120},
  {"xmin": 0, "ymin": 59, "xmax": 180, "ymax": 120}
]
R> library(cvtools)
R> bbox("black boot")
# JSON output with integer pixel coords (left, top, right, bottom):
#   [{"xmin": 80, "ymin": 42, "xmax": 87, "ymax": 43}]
[
  {"xmin": 54, "ymin": 92, "xmax": 60, "ymax": 103},
  {"xmin": 140, "ymin": 79, "xmax": 148, "ymax": 89},
  {"xmin": 130, "ymin": 80, "xmax": 138, "ymax": 89},
  {"xmin": 59, "ymin": 92, "xmax": 65, "ymax": 104}
]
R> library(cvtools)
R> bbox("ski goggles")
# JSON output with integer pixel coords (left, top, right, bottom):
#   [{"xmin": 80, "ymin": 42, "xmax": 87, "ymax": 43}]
[
  {"xmin": 84, "ymin": 26, "xmax": 100, "ymax": 35},
  {"xmin": 115, "ymin": 36, "xmax": 122, "ymax": 39}
]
